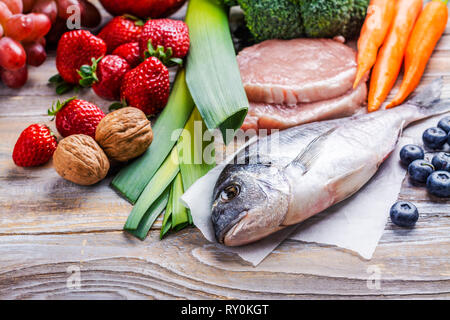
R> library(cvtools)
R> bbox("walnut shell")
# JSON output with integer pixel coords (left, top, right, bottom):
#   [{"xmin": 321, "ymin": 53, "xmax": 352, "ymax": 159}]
[
  {"xmin": 95, "ymin": 107, "xmax": 153, "ymax": 162},
  {"xmin": 53, "ymin": 134, "xmax": 110, "ymax": 186}
]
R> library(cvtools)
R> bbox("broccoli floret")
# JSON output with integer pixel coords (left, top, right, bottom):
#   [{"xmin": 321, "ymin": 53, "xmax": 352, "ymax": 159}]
[
  {"xmin": 343, "ymin": 0, "xmax": 370, "ymax": 39},
  {"xmin": 221, "ymin": 0, "xmax": 239, "ymax": 6},
  {"xmin": 238, "ymin": 0, "xmax": 304, "ymax": 42},
  {"xmin": 298, "ymin": 0, "xmax": 354, "ymax": 38}
]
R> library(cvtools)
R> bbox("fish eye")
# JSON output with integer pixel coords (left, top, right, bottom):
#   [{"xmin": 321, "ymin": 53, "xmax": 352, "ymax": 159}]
[{"xmin": 220, "ymin": 184, "xmax": 240, "ymax": 202}]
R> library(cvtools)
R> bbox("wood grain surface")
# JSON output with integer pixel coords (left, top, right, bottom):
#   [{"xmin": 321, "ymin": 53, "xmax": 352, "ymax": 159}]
[{"xmin": 0, "ymin": 1, "xmax": 449, "ymax": 300}]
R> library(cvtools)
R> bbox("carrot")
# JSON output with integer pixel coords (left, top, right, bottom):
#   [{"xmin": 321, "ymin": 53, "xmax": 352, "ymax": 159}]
[
  {"xmin": 387, "ymin": 0, "xmax": 449, "ymax": 109},
  {"xmin": 367, "ymin": 0, "xmax": 423, "ymax": 113},
  {"xmin": 353, "ymin": 0, "xmax": 396, "ymax": 89}
]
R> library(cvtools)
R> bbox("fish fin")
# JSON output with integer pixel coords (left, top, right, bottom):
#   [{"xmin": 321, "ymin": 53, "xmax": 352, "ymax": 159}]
[
  {"xmin": 287, "ymin": 127, "xmax": 336, "ymax": 173},
  {"xmin": 328, "ymin": 164, "xmax": 373, "ymax": 203}
]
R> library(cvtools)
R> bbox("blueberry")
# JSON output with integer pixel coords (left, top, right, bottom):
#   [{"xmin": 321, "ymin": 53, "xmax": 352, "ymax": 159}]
[
  {"xmin": 438, "ymin": 116, "xmax": 450, "ymax": 133},
  {"xmin": 426, "ymin": 171, "xmax": 450, "ymax": 198},
  {"xmin": 423, "ymin": 127, "xmax": 448, "ymax": 150},
  {"xmin": 431, "ymin": 152, "xmax": 450, "ymax": 172},
  {"xmin": 399, "ymin": 144, "xmax": 424, "ymax": 165},
  {"xmin": 390, "ymin": 201, "xmax": 419, "ymax": 227},
  {"xmin": 408, "ymin": 159, "xmax": 435, "ymax": 183}
]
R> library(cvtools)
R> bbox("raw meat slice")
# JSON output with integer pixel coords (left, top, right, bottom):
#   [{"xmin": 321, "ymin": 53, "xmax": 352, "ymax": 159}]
[
  {"xmin": 242, "ymin": 82, "xmax": 367, "ymax": 132},
  {"xmin": 237, "ymin": 38, "xmax": 358, "ymax": 105}
]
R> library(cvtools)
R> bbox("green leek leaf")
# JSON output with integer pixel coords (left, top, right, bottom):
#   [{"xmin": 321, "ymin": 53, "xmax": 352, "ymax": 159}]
[
  {"xmin": 170, "ymin": 173, "xmax": 189, "ymax": 231},
  {"xmin": 127, "ymin": 187, "xmax": 170, "ymax": 240},
  {"xmin": 160, "ymin": 184, "xmax": 174, "ymax": 239},
  {"xmin": 185, "ymin": 0, "xmax": 248, "ymax": 143},
  {"xmin": 124, "ymin": 147, "xmax": 180, "ymax": 230}
]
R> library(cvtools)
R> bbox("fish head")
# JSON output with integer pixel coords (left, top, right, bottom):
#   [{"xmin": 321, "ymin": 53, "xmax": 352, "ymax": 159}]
[{"xmin": 211, "ymin": 163, "xmax": 290, "ymax": 246}]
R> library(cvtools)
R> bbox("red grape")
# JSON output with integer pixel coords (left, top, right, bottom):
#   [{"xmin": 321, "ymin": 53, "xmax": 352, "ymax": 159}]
[
  {"xmin": 32, "ymin": 0, "xmax": 57, "ymax": 24},
  {"xmin": 36, "ymin": 36, "xmax": 46, "ymax": 47},
  {"xmin": 0, "ymin": 37, "xmax": 26, "ymax": 70},
  {"xmin": 80, "ymin": 0, "xmax": 101, "ymax": 28},
  {"xmin": 45, "ymin": 17, "xmax": 67, "ymax": 45},
  {"xmin": 5, "ymin": 14, "xmax": 34, "ymax": 41},
  {"xmin": 22, "ymin": 13, "xmax": 51, "ymax": 41},
  {"xmin": 1, "ymin": 0, "xmax": 22, "ymax": 14},
  {"xmin": 23, "ymin": 41, "xmax": 47, "ymax": 66},
  {"xmin": 22, "ymin": 0, "xmax": 36, "ymax": 13},
  {"xmin": 0, "ymin": 1, "xmax": 12, "ymax": 25},
  {"xmin": 0, "ymin": 23, "xmax": 3, "ymax": 37},
  {"xmin": 56, "ymin": 0, "xmax": 82, "ymax": 20},
  {"xmin": 0, "ymin": 65, "xmax": 28, "ymax": 88}
]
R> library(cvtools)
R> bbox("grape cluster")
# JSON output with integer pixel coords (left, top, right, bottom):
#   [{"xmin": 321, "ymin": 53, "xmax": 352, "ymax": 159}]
[{"xmin": 0, "ymin": 0, "xmax": 100, "ymax": 88}]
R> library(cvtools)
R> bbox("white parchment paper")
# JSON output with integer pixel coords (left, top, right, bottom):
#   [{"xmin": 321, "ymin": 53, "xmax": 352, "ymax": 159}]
[{"xmin": 181, "ymin": 114, "xmax": 448, "ymax": 266}]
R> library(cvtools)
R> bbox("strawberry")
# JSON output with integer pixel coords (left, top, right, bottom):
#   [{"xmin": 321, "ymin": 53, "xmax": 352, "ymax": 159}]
[
  {"xmin": 120, "ymin": 57, "xmax": 170, "ymax": 116},
  {"xmin": 48, "ymin": 98, "xmax": 105, "ymax": 138},
  {"xmin": 112, "ymin": 42, "xmax": 142, "ymax": 68},
  {"xmin": 97, "ymin": 16, "xmax": 143, "ymax": 53},
  {"xmin": 139, "ymin": 19, "xmax": 189, "ymax": 66},
  {"xmin": 13, "ymin": 124, "xmax": 57, "ymax": 167},
  {"xmin": 79, "ymin": 55, "xmax": 131, "ymax": 101},
  {"xmin": 56, "ymin": 30, "xmax": 107, "ymax": 84}
]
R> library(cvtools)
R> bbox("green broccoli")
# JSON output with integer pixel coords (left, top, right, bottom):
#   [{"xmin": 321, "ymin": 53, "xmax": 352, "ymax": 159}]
[
  {"xmin": 298, "ymin": 0, "xmax": 355, "ymax": 38},
  {"xmin": 343, "ymin": 0, "xmax": 370, "ymax": 39},
  {"xmin": 238, "ymin": 0, "xmax": 304, "ymax": 42},
  {"xmin": 221, "ymin": 0, "xmax": 239, "ymax": 6}
]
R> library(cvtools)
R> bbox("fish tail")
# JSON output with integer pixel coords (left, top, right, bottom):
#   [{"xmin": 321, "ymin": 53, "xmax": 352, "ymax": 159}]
[
  {"xmin": 408, "ymin": 77, "xmax": 443, "ymax": 107},
  {"xmin": 397, "ymin": 77, "xmax": 450, "ymax": 125}
]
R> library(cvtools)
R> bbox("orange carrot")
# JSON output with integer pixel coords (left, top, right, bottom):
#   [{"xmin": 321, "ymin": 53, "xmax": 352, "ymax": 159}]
[
  {"xmin": 387, "ymin": 0, "xmax": 449, "ymax": 109},
  {"xmin": 353, "ymin": 0, "xmax": 396, "ymax": 89},
  {"xmin": 367, "ymin": 0, "xmax": 423, "ymax": 112}
]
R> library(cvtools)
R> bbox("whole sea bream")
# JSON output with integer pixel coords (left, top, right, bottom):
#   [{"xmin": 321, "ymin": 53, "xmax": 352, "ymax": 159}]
[{"xmin": 212, "ymin": 79, "xmax": 450, "ymax": 246}]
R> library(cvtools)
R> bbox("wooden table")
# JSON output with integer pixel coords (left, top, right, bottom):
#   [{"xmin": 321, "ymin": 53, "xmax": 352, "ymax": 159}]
[{"xmin": 0, "ymin": 2, "xmax": 449, "ymax": 300}]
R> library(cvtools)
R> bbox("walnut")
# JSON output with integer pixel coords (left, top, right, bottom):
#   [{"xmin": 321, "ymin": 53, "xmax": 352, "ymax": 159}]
[
  {"xmin": 53, "ymin": 134, "xmax": 110, "ymax": 186},
  {"xmin": 95, "ymin": 107, "xmax": 153, "ymax": 162}
]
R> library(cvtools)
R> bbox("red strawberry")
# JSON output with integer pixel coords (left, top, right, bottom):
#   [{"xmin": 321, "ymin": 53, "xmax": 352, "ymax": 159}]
[
  {"xmin": 48, "ymin": 98, "xmax": 105, "ymax": 138},
  {"xmin": 79, "ymin": 55, "xmax": 131, "ymax": 100},
  {"xmin": 139, "ymin": 19, "xmax": 189, "ymax": 66},
  {"xmin": 97, "ymin": 16, "xmax": 143, "ymax": 53},
  {"xmin": 120, "ymin": 57, "xmax": 170, "ymax": 116},
  {"xmin": 112, "ymin": 42, "xmax": 142, "ymax": 68},
  {"xmin": 13, "ymin": 124, "xmax": 57, "ymax": 167},
  {"xmin": 56, "ymin": 30, "xmax": 107, "ymax": 84}
]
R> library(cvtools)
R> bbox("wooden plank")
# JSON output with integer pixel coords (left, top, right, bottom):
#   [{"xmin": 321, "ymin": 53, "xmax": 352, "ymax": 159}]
[{"xmin": 0, "ymin": 230, "xmax": 448, "ymax": 300}]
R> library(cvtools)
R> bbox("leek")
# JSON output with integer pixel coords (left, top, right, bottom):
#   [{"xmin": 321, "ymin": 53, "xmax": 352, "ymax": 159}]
[
  {"xmin": 177, "ymin": 108, "xmax": 216, "ymax": 191},
  {"xmin": 159, "ymin": 109, "xmax": 215, "ymax": 239},
  {"xmin": 111, "ymin": 69, "xmax": 194, "ymax": 203},
  {"xmin": 185, "ymin": 0, "xmax": 249, "ymax": 143},
  {"xmin": 170, "ymin": 173, "xmax": 189, "ymax": 231},
  {"xmin": 127, "ymin": 187, "xmax": 170, "ymax": 240},
  {"xmin": 124, "ymin": 147, "xmax": 180, "ymax": 230},
  {"xmin": 160, "ymin": 185, "xmax": 173, "ymax": 239}
]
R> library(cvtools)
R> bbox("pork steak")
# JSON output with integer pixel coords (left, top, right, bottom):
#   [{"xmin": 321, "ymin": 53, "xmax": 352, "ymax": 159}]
[
  {"xmin": 242, "ymin": 82, "xmax": 367, "ymax": 132},
  {"xmin": 237, "ymin": 38, "xmax": 358, "ymax": 105}
]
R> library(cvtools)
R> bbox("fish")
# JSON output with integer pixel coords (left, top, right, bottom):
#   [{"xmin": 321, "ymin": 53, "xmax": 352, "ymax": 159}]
[{"xmin": 212, "ymin": 78, "xmax": 449, "ymax": 246}]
